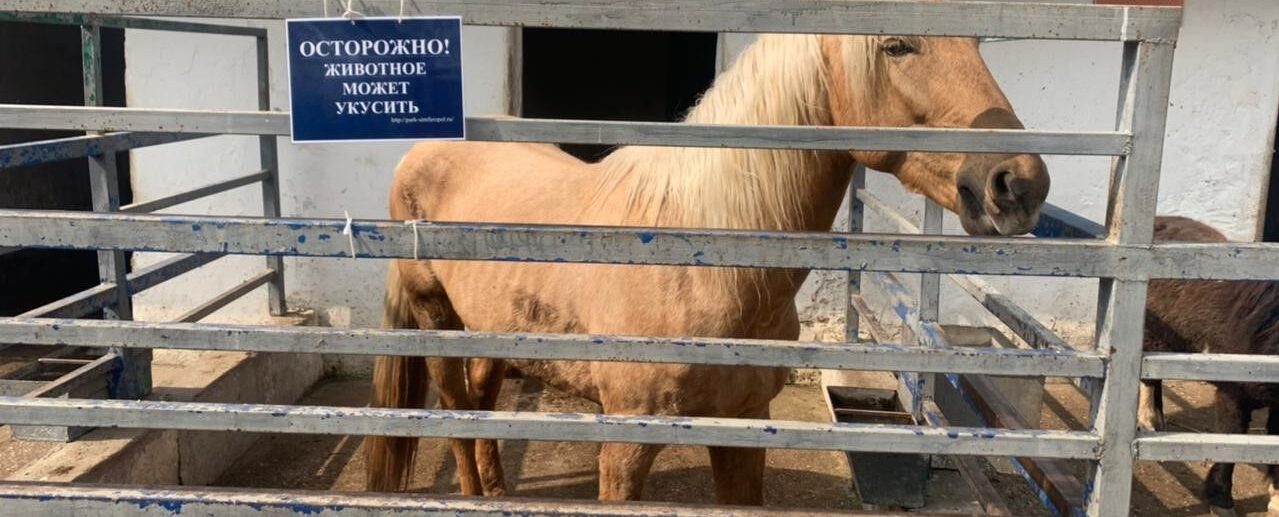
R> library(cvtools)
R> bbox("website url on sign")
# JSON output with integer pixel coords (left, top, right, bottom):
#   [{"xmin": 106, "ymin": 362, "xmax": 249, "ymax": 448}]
[{"xmin": 390, "ymin": 116, "xmax": 455, "ymax": 124}]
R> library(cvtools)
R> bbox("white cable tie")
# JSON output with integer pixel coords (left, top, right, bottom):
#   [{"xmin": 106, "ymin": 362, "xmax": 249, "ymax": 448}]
[{"xmin": 342, "ymin": 210, "xmax": 357, "ymax": 258}]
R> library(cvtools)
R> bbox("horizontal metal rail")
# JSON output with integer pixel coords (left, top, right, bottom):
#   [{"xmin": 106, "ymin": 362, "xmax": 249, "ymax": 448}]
[
  {"xmin": 0, "ymin": 106, "xmax": 1134, "ymax": 155},
  {"xmin": 18, "ymin": 283, "xmax": 118, "ymax": 320},
  {"xmin": 1135, "ymin": 432, "xmax": 1279, "ymax": 464},
  {"xmin": 20, "ymin": 353, "xmax": 115, "ymax": 400},
  {"xmin": 173, "ymin": 270, "xmax": 275, "ymax": 323},
  {"xmin": 469, "ymin": 118, "xmax": 1131, "ymax": 155},
  {"xmin": 9, "ymin": 209, "xmax": 1279, "ymax": 281},
  {"xmin": 1141, "ymin": 352, "xmax": 1279, "ymax": 383},
  {"xmin": 8, "ymin": 352, "xmax": 116, "ymax": 441},
  {"xmin": 0, "ymin": 11, "xmax": 267, "ymax": 36},
  {"xmin": 0, "ymin": 318, "xmax": 1107, "ymax": 377},
  {"xmin": 920, "ymin": 400, "xmax": 1014, "ymax": 516},
  {"xmin": 0, "ymin": 482, "xmax": 985, "ymax": 517},
  {"xmin": 18, "ymin": 252, "xmax": 221, "ymax": 318},
  {"xmin": 0, "ymin": 380, "xmax": 42, "ymax": 397},
  {"xmin": 0, "ymin": 396, "xmax": 1103, "ymax": 459},
  {"xmin": 119, "ymin": 170, "xmax": 268, "ymax": 213},
  {"xmin": 0, "ymin": 210, "xmax": 1135, "ymax": 278},
  {"xmin": 0, "ymin": 0, "xmax": 1182, "ymax": 41},
  {"xmin": 857, "ymin": 189, "xmax": 1104, "ymax": 405},
  {"xmin": 0, "ymin": 132, "xmax": 209, "ymax": 169},
  {"xmin": 857, "ymin": 190, "xmax": 1073, "ymax": 352}
]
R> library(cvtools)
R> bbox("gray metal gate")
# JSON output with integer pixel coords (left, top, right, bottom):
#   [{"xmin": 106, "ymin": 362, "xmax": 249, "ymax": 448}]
[{"xmin": 0, "ymin": 2, "xmax": 1270, "ymax": 516}]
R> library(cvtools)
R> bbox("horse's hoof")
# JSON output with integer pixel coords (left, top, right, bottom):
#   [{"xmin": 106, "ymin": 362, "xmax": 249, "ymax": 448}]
[{"xmin": 1209, "ymin": 505, "xmax": 1239, "ymax": 517}]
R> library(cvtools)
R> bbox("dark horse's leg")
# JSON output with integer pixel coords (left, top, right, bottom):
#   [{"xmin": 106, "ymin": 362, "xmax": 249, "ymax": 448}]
[
  {"xmin": 1267, "ymin": 404, "xmax": 1279, "ymax": 515},
  {"xmin": 1204, "ymin": 385, "xmax": 1253, "ymax": 517},
  {"xmin": 1138, "ymin": 380, "xmax": 1165, "ymax": 431}
]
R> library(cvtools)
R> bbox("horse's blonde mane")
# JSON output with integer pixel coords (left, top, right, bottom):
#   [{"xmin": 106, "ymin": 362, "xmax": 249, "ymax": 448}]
[{"xmin": 589, "ymin": 34, "xmax": 886, "ymax": 231}]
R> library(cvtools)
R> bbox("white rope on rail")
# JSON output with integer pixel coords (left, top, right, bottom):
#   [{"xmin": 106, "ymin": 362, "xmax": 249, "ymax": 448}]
[
  {"xmin": 404, "ymin": 219, "xmax": 432, "ymax": 260},
  {"xmin": 340, "ymin": 0, "xmax": 363, "ymax": 23},
  {"xmin": 399, "ymin": 0, "xmax": 407, "ymax": 23},
  {"xmin": 322, "ymin": 0, "xmax": 363, "ymax": 22}
]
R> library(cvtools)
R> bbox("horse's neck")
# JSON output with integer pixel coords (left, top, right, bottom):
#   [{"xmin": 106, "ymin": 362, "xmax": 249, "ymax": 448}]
[
  {"xmin": 597, "ymin": 34, "xmax": 853, "ymax": 234},
  {"xmin": 593, "ymin": 35, "xmax": 855, "ymax": 320}
]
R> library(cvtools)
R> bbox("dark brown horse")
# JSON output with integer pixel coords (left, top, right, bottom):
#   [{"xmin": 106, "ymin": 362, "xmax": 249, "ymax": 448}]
[{"xmin": 1139, "ymin": 215, "xmax": 1279, "ymax": 517}]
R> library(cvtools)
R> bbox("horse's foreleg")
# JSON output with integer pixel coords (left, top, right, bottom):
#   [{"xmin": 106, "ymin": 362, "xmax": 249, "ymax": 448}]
[
  {"xmin": 1205, "ymin": 386, "xmax": 1251, "ymax": 517},
  {"xmin": 598, "ymin": 443, "xmax": 661, "ymax": 501},
  {"xmin": 1137, "ymin": 380, "xmax": 1165, "ymax": 431},
  {"xmin": 709, "ymin": 447, "xmax": 766, "ymax": 505},
  {"xmin": 428, "ymin": 357, "xmax": 484, "ymax": 496},
  {"xmin": 709, "ymin": 405, "xmax": 768, "ymax": 506},
  {"xmin": 467, "ymin": 357, "xmax": 508, "ymax": 496}
]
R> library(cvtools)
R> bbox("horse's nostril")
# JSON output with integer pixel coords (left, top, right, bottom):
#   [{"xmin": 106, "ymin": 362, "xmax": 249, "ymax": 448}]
[{"xmin": 991, "ymin": 169, "xmax": 1020, "ymax": 203}]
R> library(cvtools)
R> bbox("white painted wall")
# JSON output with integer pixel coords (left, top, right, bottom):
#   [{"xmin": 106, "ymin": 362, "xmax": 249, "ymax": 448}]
[
  {"xmin": 125, "ymin": 0, "xmax": 1279, "ymax": 348},
  {"xmin": 126, "ymin": 21, "xmax": 512, "ymax": 326}
]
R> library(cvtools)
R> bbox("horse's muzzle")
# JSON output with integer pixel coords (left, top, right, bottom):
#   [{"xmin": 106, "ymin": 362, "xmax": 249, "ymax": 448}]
[{"xmin": 955, "ymin": 152, "xmax": 1050, "ymax": 236}]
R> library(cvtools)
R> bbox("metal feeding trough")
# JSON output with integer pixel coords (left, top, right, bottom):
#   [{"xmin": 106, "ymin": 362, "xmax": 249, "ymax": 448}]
[{"xmin": 828, "ymin": 385, "xmax": 930, "ymax": 509}]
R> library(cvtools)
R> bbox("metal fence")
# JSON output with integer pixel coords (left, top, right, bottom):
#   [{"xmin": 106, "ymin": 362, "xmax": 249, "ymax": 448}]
[{"xmin": 0, "ymin": 1, "xmax": 1273, "ymax": 516}]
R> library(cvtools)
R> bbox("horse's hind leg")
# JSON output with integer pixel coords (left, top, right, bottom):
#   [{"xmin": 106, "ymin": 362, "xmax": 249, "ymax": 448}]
[
  {"xmin": 468, "ymin": 357, "xmax": 509, "ymax": 495},
  {"xmin": 428, "ymin": 357, "xmax": 486, "ymax": 496},
  {"xmin": 366, "ymin": 260, "xmax": 461, "ymax": 492},
  {"xmin": 598, "ymin": 442, "xmax": 662, "ymax": 501},
  {"xmin": 1138, "ymin": 380, "xmax": 1165, "ymax": 431},
  {"xmin": 1204, "ymin": 386, "xmax": 1253, "ymax": 517}
]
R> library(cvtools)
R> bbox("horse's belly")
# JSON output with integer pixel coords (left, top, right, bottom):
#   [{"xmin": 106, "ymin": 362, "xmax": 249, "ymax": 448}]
[{"xmin": 508, "ymin": 359, "xmax": 601, "ymax": 404}]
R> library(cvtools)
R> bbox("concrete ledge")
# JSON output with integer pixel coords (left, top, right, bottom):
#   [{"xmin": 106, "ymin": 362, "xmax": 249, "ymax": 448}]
[{"xmin": 6, "ymin": 311, "xmax": 324, "ymax": 485}]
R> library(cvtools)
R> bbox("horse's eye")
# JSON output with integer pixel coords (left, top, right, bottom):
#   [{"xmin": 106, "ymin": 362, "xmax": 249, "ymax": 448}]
[{"xmin": 883, "ymin": 38, "xmax": 915, "ymax": 58}]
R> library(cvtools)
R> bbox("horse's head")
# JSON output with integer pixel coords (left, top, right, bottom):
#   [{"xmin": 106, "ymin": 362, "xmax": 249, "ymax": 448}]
[{"xmin": 822, "ymin": 35, "xmax": 1049, "ymax": 236}]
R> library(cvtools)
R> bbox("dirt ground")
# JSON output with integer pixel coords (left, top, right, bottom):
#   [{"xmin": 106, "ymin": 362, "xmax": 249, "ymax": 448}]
[
  {"xmin": 1037, "ymin": 379, "xmax": 1278, "ymax": 517},
  {"xmin": 213, "ymin": 378, "xmax": 860, "ymax": 511},
  {"xmin": 0, "ymin": 372, "xmax": 1260, "ymax": 515}
]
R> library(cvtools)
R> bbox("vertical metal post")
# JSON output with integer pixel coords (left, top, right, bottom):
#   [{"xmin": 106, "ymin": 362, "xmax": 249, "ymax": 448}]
[
  {"xmin": 845, "ymin": 165, "xmax": 866, "ymax": 342},
  {"xmin": 1085, "ymin": 40, "xmax": 1176, "ymax": 517},
  {"xmin": 918, "ymin": 199, "xmax": 943, "ymax": 403},
  {"xmin": 257, "ymin": 32, "xmax": 287, "ymax": 316},
  {"xmin": 919, "ymin": 201, "xmax": 942, "ymax": 322},
  {"xmin": 82, "ymin": 24, "xmax": 150, "ymax": 399}
]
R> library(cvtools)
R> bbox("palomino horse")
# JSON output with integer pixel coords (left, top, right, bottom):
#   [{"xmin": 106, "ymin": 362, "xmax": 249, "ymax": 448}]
[
  {"xmin": 1138, "ymin": 216, "xmax": 1279, "ymax": 517},
  {"xmin": 365, "ymin": 32, "xmax": 1050, "ymax": 504}
]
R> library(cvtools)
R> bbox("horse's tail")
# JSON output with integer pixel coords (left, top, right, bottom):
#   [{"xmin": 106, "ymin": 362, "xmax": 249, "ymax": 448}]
[{"xmin": 365, "ymin": 262, "xmax": 429, "ymax": 492}]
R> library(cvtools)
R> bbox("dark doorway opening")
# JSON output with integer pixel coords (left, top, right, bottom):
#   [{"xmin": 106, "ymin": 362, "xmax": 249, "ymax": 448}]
[
  {"xmin": 0, "ymin": 22, "xmax": 130, "ymax": 316},
  {"xmin": 520, "ymin": 28, "xmax": 718, "ymax": 162},
  {"xmin": 1266, "ymin": 111, "xmax": 1279, "ymax": 242}
]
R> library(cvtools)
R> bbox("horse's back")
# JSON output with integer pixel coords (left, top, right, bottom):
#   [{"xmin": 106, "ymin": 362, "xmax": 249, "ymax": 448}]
[
  {"xmin": 390, "ymin": 140, "xmax": 598, "ymax": 224},
  {"xmin": 1152, "ymin": 215, "xmax": 1228, "ymax": 244},
  {"xmin": 1145, "ymin": 216, "xmax": 1274, "ymax": 357}
]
